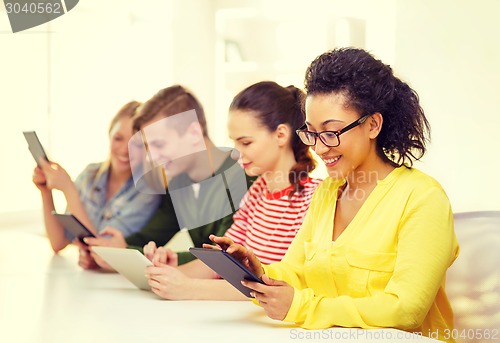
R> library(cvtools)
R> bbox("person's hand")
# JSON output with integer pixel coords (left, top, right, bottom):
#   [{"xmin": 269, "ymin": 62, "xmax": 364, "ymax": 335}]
[
  {"xmin": 142, "ymin": 241, "xmax": 156, "ymax": 261},
  {"xmin": 203, "ymin": 234, "xmax": 233, "ymax": 251},
  {"xmin": 146, "ymin": 265, "xmax": 194, "ymax": 300},
  {"xmin": 83, "ymin": 227, "xmax": 127, "ymax": 248},
  {"xmin": 144, "ymin": 242, "xmax": 178, "ymax": 267},
  {"xmin": 243, "ymin": 274, "xmax": 294, "ymax": 320},
  {"xmin": 73, "ymin": 239, "xmax": 99, "ymax": 270},
  {"xmin": 88, "ymin": 247, "xmax": 115, "ymax": 271},
  {"xmin": 32, "ymin": 167, "xmax": 48, "ymax": 191},
  {"xmin": 143, "ymin": 241, "xmax": 158, "ymax": 261},
  {"xmin": 205, "ymin": 234, "xmax": 264, "ymax": 278},
  {"xmin": 38, "ymin": 159, "xmax": 73, "ymax": 193}
]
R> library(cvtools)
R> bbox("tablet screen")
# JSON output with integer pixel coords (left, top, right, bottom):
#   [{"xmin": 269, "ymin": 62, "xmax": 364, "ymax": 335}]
[
  {"xmin": 23, "ymin": 131, "xmax": 49, "ymax": 166},
  {"xmin": 91, "ymin": 246, "xmax": 152, "ymax": 290},
  {"xmin": 189, "ymin": 247, "xmax": 263, "ymax": 297},
  {"xmin": 52, "ymin": 212, "xmax": 95, "ymax": 244}
]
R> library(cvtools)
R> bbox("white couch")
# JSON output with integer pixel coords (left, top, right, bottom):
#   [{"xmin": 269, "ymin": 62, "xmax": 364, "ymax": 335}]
[{"xmin": 446, "ymin": 211, "xmax": 500, "ymax": 342}]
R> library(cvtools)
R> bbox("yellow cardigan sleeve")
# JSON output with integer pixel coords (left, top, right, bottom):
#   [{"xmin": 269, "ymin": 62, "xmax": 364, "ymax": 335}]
[{"xmin": 266, "ymin": 184, "xmax": 459, "ymax": 331}]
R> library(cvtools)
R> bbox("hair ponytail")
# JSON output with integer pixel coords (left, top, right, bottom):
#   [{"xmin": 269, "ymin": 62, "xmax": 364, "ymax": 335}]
[{"xmin": 286, "ymin": 86, "xmax": 316, "ymax": 194}]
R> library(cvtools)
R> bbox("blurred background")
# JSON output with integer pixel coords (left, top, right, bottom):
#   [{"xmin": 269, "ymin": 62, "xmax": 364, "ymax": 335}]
[{"xmin": 1, "ymin": 0, "xmax": 499, "ymax": 222}]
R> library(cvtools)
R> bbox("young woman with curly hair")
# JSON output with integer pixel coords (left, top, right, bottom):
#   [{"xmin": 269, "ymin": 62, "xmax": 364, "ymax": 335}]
[{"xmin": 209, "ymin": 48, "xmax": 459, "ymax": 342}]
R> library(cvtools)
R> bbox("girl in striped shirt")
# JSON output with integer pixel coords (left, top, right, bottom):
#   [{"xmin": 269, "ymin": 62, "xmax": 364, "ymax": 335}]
[{"xmin": 145, "ymin": 81, "xmax": 322, "ymax": 300}]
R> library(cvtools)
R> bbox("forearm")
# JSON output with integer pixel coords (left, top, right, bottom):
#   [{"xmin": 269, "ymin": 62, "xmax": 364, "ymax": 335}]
[
  {"xmin": 40, "ymin": 190, "xmax": 69, "ymax": 252},
  {"xmin": 177, "ymin": 251, "xmax": 196, "ymax": 265},
  {"xmin": 178, "ymin": 259, "xmax": 217, "ymax": 279},
  {"xmin": 284, "ymin": 289, "xmax": 418, "ymax": 330},
  {"xmin": 62, "ymin": 183, "xmax": 98, "ymax": 234},
  {"xmin": 187, "ymin": 279, "xmax": 248, "ymax": 301}
]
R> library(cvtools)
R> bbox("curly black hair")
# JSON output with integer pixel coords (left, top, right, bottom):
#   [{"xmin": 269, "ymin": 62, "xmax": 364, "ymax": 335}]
[{"xmin": 304, "ymin": 48, "xmax": 430, "ymax": 167}]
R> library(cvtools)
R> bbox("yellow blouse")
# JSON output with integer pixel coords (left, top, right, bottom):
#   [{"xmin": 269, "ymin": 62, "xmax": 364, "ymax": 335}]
[{"xmin": 263, "ymin": 166, "xmax": 459, "ymax": 342}]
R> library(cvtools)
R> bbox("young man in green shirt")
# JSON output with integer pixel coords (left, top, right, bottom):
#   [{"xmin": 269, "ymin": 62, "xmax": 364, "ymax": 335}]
[{"xmin": 81, "ymin": 85, "xmax": 253, "ymax": 268}]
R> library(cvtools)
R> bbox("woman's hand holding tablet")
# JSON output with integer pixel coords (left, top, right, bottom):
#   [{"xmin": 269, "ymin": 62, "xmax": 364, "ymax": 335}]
[
  {"xmin": 190, "ymin": 245, "xmax": 264, "ymax": 298},
  {"xmin": 203, "ymin": 234, "xmax": 265, "ymax": 279},
  {"xmin": 197, "ymin": 235, "xmax": 295, "ymax": 320},
  {"xmin": 51, "ymin": 212, "xmax": 96, "ymax": 245}
]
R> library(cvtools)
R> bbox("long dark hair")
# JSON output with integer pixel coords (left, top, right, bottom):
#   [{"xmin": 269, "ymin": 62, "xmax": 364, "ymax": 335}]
[
  {"xmin": 305, "ymin": 48, "xmax": 430, "ymax": 167},
  {"xmin": 230, "ymin": 81, "xmax": 316, "ymax": 194}
]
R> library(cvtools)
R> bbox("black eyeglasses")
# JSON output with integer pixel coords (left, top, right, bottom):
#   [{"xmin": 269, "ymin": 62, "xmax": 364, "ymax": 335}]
[{"xmin": 296, "ymin": 114, "xmax": 370, "ymax": 148}]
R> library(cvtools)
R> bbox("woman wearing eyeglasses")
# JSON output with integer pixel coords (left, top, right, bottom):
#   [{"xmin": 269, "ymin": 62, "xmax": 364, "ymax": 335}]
[{"xmin": 208, "ymin": 48, "xmax": 459, "ymax": 342}]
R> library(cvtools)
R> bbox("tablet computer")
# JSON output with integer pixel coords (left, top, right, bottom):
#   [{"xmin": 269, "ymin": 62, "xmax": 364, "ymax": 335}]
[
  {"xmin": 91, "ymin": 246, "xmax": 152, "ymax": 290},
  {"xmin": 164, "ymin": 228, "xmax": 194, "ymax": 252},
  {"xmin": 52, "ymin": 212, "xmax": 96, "ymax": 244},
  {"xmin": 23, "ymin": 131, "xmax": 49, "ymax": 166},
  {"xmin": 189, "ymin": 247, "xmax": 263, "ymax": 297}
]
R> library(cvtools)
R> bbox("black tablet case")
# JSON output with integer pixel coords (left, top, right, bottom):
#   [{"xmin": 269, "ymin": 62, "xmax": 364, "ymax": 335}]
[
  {"xmin": 52, "ymin": 213, "xmax": 96, "ymax": 244},
  {"xmin": 23, "ymin": 131, "xmax": 49, "ymax": 165},
  {"xmin": 189, "ymin": 247, "xmax": 263, "ymax": 297}
]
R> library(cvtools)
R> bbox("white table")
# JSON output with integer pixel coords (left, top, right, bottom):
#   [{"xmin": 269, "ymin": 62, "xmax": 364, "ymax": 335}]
[{"xmin": 0, "ymin": 224, "xmax": 439, "ymax": 343}]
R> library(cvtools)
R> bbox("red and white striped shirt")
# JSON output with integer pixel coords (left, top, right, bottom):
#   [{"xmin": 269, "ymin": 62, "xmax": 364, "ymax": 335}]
[{"xmin": 225, "ymin": 176, "xmax": 322, "ymax": 264}]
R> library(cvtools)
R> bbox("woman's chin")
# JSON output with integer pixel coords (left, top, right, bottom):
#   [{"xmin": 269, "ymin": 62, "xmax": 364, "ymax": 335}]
[
  {"xmin": 111, "ymin": 161, "xmax": 132, "ymax": 175},
  {"xmin": 243, "ymin": 167, "xmax": 260, "ymax": 177}
]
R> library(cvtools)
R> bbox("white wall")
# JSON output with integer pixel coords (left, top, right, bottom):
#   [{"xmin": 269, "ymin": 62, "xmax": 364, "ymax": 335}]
[
  {"xmin": 171, "ymin": 0, "xmax": 216, "ymax": 140},
  {"xmin": 1, "ymin": 0, "xmax": 498, "ymax": 217},
  {"xmin": 211, "ymin": 0, "xmax": 397, "ymax": 183},
  {"xmin": 0, "ymin": 12, "xmax": 51, "ymax": 214},
  {"xmin": 0, "ymin": 0, "xmax": 174, "ymax": 214},
  {"xmin": 213, "ymin": 0, "xmax": 500, "ymax": 212},
  {"xmin": 394, "ymin": 0, "xmax": 500, "ymax": 212}
]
